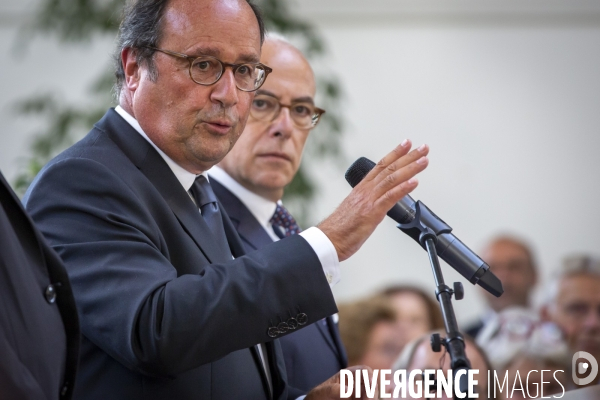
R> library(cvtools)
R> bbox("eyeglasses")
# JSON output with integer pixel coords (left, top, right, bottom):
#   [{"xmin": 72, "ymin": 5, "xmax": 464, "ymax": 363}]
[
  {"xmin": 250, "ymin": 93, "xmax": 326, "ymax": 129},
  {"xmin": 146, "ymin": 47, "xmax": 272, "ymax": 92}
]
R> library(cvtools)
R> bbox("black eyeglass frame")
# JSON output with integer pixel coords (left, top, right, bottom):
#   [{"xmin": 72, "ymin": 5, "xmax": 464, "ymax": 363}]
[
  {"xmin": 250, "ymin": 92, "xmax": 326, "ymax": 129},
  {"xmin": 145, "ymin": 46, "xmax": 273, "ymax": 92}
]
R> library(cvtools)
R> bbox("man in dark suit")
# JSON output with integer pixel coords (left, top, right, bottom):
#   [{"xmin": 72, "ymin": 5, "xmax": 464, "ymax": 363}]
[
  {"xmin": 210, "ymin": 35, "xmax": 347, "ymax": 398},
  {"xmin": 0, "ymin": 170, "xmax": 79, "ymax": 400},
  {"xmin": 23, "ymin": 0, "xmax": 430, "ymax": 398}
]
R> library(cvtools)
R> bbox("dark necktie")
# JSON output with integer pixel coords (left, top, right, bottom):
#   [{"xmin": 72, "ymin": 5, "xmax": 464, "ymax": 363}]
[
  {"xmin": 270, "ymin": 204, "xmax": 301, "ymax": 239},
  {"xmin": 189, "ymin": 175, "xmax": 232, "ymax": 258}
]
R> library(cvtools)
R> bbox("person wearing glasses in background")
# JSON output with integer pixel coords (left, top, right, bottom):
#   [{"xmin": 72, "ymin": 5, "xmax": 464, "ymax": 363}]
[
  {"xmin": 23, "ymin": 0, "xmax": 429, "ymax": 398},
  {"xmin": 209, "ymin": 34, "xmax": 347, "ymax": 399},
  {"xmin": 542, "ymin": 255, "xmax": 600, "ymax": 389}
]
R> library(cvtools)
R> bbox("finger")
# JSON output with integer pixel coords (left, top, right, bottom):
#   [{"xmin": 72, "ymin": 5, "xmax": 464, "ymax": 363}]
[
  {"xmin": 371, "ymin": 143, "xmax": 429, "ymax": 188},
  {"xmin": 362, "ymin": 140, "xmax": 412, "ymax": 184},
  {"xmin": 372, "ymin": 154, "xmax": 428, "ymax": 202},
  {"xmin": 377, "ymin": 176, "xmax": 420, "ymax": 212}
]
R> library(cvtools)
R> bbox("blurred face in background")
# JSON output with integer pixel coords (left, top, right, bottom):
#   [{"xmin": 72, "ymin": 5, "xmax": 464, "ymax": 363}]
[
  {"xmin": 481, "ymin": 239, "xmax": 537, "ymax": 312},
  {"xmin": 389, "ymin": 291, "xmax": 432, "ymax": 348},
  {"xmin": 548, "ymin": 273, "xmax": 600, "ymax": 366},
  {"xmin": 218, "ymin": 38, "xmax": 316, "ymax": 202},
  {"xmin": 359, "ymin": 320, "xmax": 403, "ymax": 370}
]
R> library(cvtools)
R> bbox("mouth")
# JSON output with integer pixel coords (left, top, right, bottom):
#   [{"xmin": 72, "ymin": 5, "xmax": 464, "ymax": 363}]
[
  {"xmin": 202, "ymin": 120, "xmax": 234, "ymax": 135},
  {"xmin": 258, "ymin": 152, "xmax": 291, "ymax": 162}
]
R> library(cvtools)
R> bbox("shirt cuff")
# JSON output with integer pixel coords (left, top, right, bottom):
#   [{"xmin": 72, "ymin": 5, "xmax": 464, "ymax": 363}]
[{"xmin": 299, "ymin": 227, "xmax": 341, "ymax": 287}]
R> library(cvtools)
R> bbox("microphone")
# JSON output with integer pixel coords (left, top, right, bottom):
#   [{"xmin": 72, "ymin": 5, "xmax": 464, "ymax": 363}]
[{"xmin": 345, "ymin": 157, "xmax": 503, "ymax": 297}]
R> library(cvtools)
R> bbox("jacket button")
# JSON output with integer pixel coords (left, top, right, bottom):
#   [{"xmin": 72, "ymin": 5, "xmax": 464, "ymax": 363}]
[
  {"xmin": 60, "ymin": 383, "xmax": 68, "ymax": 396},
  {"xmin": 45, "ymin": 285, "xmax": 57, "ymax": 304},
  {"xmin": 287, "ymin": 318, "xmax": 298, "ymax": 330},
  {"xmin": 296, "ymin": 313, "xmax": 308, "ymax": 325},
  {"xmin": 267, "ymin": 327, "xmax": 279, "ymax": 338},
  {"xmin": 277, "ymin": 322, "xmax": 290, "ymax": 333}
]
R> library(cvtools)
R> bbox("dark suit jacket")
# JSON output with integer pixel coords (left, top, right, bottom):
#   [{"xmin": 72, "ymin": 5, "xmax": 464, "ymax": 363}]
[
  {"xmin": 0, "ymin": 171, "xmax": 79, "ymax": 400},
  {"xmin": 211, "ymin": 178, "xmax": 348, "ymax": 398},
  {"xmin": 23, "ymin": 109, "xmax": 337, "ymax": 400}
]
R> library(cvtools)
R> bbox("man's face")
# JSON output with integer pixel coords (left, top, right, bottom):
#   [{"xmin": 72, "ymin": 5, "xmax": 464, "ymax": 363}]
[
  {"xmin": 218, "ymin": 39, "xmax": 316, "ymax": 201},
  {"xmin": 481, "ymin": 240, "xmax": 536, "ymax": 312},
  {"xmin": 550, "ymin": 274, "xmax": 600, "ymax": 361},
  {"xmin": 127, "ymin": 0, "xmax": 261, "ymax": 173}
]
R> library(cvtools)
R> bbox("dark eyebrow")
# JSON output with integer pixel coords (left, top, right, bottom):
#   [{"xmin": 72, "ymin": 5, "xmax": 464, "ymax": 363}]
[
  {"xmin": 292, "ymin": 96, "xmax": 315, "ymax": 105},
  {"xmin": 256, "ymin": 90, "xmax": 315, "ymax": 105},
  {"xmin": 187, "ymin": 46, "xmax": 260, "ymax": 63}
]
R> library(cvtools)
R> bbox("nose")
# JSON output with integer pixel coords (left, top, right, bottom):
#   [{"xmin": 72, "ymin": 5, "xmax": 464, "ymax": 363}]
[
  {"xmin": 210, "ymin": 68, "xmax": 239, "ymax": 107},
  {"xmin": 582, "ymin": 308, "xmax": 600, "ymax": 330},
  {"xmin": 582, "ymin": 307, "xmax": 600, "ymax": 330},
  {"xmin": 269, "ymin": 107, "xmax": 295, "ymax": 139}
]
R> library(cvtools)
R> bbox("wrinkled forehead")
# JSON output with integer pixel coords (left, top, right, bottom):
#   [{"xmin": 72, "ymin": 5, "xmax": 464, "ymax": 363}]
[
  {"xmin": 558, "ymin": 273, "xmax": 600, "ymax": 302},
  {"xmin": 161, "ymin": 0, "xmax": 261, "ymax": 61}
]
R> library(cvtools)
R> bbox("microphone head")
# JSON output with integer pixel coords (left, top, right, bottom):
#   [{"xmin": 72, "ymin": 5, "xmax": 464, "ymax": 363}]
[{"xmin": 345, "ymin": 157, "xmax": 376, "ymax": 188}]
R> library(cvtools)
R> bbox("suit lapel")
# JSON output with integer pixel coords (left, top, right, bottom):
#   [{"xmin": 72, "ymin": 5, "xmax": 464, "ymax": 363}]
[
  {"xmin": 211, "ymin": 178, "xmax": 273, "ymax": 251},
  {"xmin": 326, "ymin": 316, "xmax": 349, "ymax": 367},
  {"xmin": 214, "ymin": 188, "xmax": 276, "ymax": 399},
  {"xmin": 212, "ymin": 178, "xmax": 288, "ymax": 399},
  {"xmin": 97, "ymin": 109, "xmax": 230, "ymax": 264},
  {"xmin": 314, "ymin": 318, "xmax": 342, "ymax": 359},
  {"xmin": 267, "ymin": 341, "xmax": 287, "ymax": 400},
  {"xmin": 220, "ymin": 200, "xmax": 246, "ymax": 259}
]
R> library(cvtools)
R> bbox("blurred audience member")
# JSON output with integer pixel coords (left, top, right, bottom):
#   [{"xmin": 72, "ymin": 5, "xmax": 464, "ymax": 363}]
[
  {"xmin": 541, "ymin": 254, "xmax": 600, "ymax": 387},
  {"xmin": 477, "ymin": 307, "xmax": 569, "ymax": 397},
  {"xmin": 338, "ymin": 296, "xmax": 402, "ymax": 370},
  {"xmin": 466, "ymin": 235, "xmax": 538, "ymax": 338},
  {"xmin": 381, "ymin": 285, "xmax": 444, "ymax": 350},
  {"xmin": 393, "ymin": 332, "xmax": 495, "ymax": 399}
]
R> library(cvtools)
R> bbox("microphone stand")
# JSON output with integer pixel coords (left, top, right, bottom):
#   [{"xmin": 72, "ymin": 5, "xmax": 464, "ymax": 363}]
[{"xmin": 397, "ymin": 201, "xmax": 474, "ymax": 400}]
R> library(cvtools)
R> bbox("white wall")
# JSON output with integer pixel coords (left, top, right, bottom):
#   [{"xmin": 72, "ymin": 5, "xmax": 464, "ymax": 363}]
[
  {"xmin": 0, "ymin": 0, "xmax": 114, "ymax": 181},
  {"xmin": 294, "ymin": 0, "xmax": 600, "ymax": 323},
  {"xmin": 1, "ymin": 0, "xmax": 600, "ymax": 325}
]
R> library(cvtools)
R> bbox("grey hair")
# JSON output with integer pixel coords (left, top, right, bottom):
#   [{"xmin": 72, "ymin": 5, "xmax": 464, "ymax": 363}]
[
  {"xmin": 113, "ymin": 0, "xmax": 266, "ymax": 100},
  {"xmin": 544, "ymin": 254, "xmax": 600, "ymax": 308}
]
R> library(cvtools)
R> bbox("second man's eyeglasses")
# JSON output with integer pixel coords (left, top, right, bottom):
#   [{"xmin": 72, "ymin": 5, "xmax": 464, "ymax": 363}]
[{"xmin": 250, "ymin": 93, "xmax": 325, "ymax": 130}]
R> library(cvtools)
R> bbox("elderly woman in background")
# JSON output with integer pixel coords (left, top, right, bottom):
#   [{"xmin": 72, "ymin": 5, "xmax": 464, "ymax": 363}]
[
  {"xmin": 338, "ymin": 296, "xmax": 403, "ymax": 370},
  {"xmin": 381, "ymin": 285, "xmax": 445, "ymax": 351}
]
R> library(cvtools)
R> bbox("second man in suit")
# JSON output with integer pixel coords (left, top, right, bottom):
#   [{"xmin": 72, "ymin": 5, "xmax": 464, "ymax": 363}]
[{"xmin": 209, "ymin": 34, "xmax": 347, "ymax": 398}]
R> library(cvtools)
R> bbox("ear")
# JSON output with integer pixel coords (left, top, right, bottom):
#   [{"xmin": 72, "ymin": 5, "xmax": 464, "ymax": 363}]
[{"xmin": 122, "ymin": 47, "xmax": 141, "ymax": 92}]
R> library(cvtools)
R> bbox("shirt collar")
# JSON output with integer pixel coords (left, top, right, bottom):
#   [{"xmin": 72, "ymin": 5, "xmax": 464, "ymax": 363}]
[
  {"xmin": 114, "ymin": 105, "xmax": 204, "ymax": 191},
  {"xmin": 208, "ymin": 166, "xmax": 279, "ymax": 230}
]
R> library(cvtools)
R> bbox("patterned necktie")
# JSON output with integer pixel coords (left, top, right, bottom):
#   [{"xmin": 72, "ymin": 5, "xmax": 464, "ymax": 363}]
[
  {"xmin": 189, "ymin": 175, "xmax": 232, "ymax": 257},
  {"xmin": 270, "ymin": 204, "xmax": 301, "ymax": 238}
]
